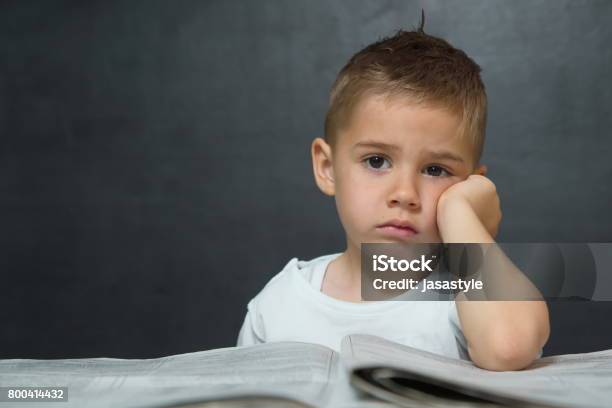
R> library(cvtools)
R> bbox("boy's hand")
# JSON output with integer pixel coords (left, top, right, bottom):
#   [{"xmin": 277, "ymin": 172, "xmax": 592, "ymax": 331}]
[{"xmin": 437, "ymin": 175, "xmax": 502, "ymax": 240}]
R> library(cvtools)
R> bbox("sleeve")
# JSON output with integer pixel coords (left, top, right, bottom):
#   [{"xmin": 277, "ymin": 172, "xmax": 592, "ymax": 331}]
[
  {"xmin": 448, "ymin": 301, "xmax": 471, "ymax": 361},
  {"xmin": 236, "ymin": 299, "xmax": 266, "ymax": 347}
]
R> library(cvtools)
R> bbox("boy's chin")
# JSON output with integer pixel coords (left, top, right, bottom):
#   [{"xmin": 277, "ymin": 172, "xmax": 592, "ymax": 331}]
[
  {"xmin": 356, "ymin": 235, "xmax": 443, "ymax": 245},
  {"xmin": 358, "ymin": 237, "xmax": 422, "ymax": 244}
]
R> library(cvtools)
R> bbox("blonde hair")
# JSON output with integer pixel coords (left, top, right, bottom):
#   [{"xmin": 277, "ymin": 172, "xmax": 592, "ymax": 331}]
[{"xmin": 324, "ymin": 21, "xmax": 487, "ymax": 163}]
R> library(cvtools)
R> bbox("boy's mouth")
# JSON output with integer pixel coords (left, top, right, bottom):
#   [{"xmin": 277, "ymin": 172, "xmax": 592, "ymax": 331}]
[{"xmin": 376, "ymin": 220, "xmax": 418, "ymax": 238}]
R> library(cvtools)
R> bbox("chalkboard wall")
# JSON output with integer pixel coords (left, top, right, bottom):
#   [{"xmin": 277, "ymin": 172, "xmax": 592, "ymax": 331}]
[{"xmin": 1, "ymin": 0, "xmax": 611, "ymax": 358}]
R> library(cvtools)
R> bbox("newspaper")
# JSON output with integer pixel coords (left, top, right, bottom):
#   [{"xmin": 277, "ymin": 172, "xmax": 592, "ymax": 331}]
[
  {"xmin": 0, "ymin": 342, "xmax": 338, "ymax": 408},
  {"xmin": 1, "ymin": 335, "xmax": 611, "ymax": 408},
  {"xmin": 342, "ymin": 334, "xmax": 612, "ymax": 408}
]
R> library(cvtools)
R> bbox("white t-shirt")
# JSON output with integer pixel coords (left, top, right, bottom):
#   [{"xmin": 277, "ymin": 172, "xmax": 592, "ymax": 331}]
[{"xmin": 237, "ymin": 253, "xmax": 471, "ymax": 359}]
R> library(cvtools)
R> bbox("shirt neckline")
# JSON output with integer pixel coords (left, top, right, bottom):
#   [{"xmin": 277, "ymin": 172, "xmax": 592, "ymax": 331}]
[{"xmin": 292, "ymin": 253, "xmax": 411, "ymax": 314}]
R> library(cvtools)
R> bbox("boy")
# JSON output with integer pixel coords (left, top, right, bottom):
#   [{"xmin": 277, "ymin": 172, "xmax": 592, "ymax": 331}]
[{"xmin": 237, "ymin": 24, "xmax": 549, "ymax": 371}]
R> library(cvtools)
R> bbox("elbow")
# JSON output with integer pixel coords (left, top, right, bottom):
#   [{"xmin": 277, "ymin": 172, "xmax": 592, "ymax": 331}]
[
  {"xmin": 485, "ymin": 339, "xmax": 538, "ymax": 371},
  {"xmin": 469, "ymin": 325, "xmax": 548, "ymax": 371}
]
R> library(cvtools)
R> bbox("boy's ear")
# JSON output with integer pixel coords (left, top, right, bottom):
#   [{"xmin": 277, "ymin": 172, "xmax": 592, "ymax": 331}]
[
  {"xmin": 473, "ymin": 164, "xmax": 487, "ymax": 176},
  {"xmin": 311, "ymin": 137, "xmax": 335, "ymax": 196}
]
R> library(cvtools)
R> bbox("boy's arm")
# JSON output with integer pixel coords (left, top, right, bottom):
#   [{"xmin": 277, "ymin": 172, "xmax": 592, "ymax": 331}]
[{"xmin": 437, "ymin": 176, "xmax": 550, "ymax": 371}]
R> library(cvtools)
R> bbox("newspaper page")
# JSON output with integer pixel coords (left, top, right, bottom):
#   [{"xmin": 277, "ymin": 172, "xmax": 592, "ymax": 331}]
[
  {"xmin": 0, "ymin": 341, "xmax": 338, "ymax": 408},
  {"xmin": 341, "ymin": 334, "xmax": 612, "ymax": 408}
]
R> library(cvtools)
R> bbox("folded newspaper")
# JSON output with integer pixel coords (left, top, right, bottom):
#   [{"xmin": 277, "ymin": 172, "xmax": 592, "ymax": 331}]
[{"xmin": 1, "ymin": 334, "xmax": 610, "ymax": 408}]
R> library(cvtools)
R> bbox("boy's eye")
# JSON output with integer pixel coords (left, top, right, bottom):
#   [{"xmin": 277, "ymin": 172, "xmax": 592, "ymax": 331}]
[
  {"xmin": 424, "ymin": 165, "xmax": 451, "ymax": 177},
  {"xmin": 364, "ymin": 156, "xmax": 391, "ymax": 170}
]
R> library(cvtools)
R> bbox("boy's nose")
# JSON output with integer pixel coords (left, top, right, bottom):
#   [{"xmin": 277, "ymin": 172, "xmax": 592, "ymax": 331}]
[{"xmin": 387, "ymin": 175, "xmax": 421, "ymax": 210}]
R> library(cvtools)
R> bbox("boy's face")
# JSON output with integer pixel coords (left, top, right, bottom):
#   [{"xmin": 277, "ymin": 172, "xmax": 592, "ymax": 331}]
[{"xmin": 312, "ymin": 94, "xmax": 485, "ymax": 246}]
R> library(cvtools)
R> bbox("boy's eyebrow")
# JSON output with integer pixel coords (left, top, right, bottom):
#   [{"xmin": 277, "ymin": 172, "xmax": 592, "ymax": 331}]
[
  {"xmin": 425, "ymin": 150, "xmax": 465, "ymax": 163},
  {"xmin": 352, "ymin": 141, "xmax": 465, "ymax": 163},
  {"xmin": 352, "ymin": 141, "xmax": 401, "ymax": 152}
]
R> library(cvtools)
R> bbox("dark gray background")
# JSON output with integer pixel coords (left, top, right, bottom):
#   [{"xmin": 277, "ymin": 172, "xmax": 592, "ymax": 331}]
[{"xmin": 1, "ymin": 0, "xmax": 610, "ymax": 358}]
